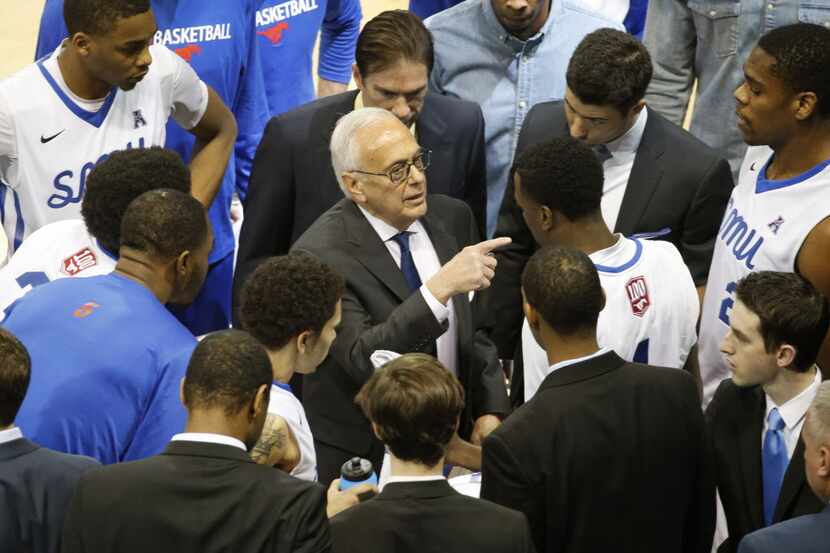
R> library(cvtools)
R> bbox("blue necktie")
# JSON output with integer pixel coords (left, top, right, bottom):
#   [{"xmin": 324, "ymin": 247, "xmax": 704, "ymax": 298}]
[
  {"xmin": 390, "ymin": 231, "xmax": 422, "ymax": 292},
  {"xmin": 762, "ymin": 407, "xmax": 788, "ymax": 526}
]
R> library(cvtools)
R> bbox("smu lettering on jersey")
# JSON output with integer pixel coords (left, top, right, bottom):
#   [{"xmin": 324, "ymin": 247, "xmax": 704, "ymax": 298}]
[
  {"xmin": 699, "ymin": 146, "xmax": 830, "ymax": 406},
  {"xmin": 0, "ymin": 43, "xmax": 207, "ymax": 253},
  {"xmin": 0, "ymin": 219, "xmax": 116, "ymax": 317},
  {"xmin": 522, "ymin": 236, "xmax": 699, "ymax": 401}
]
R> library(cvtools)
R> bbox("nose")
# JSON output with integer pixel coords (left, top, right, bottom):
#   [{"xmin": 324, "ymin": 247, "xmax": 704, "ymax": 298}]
[
  {"xmin": 569, "ymin": 116, "xmax": 588, "ymax": 140},
  {"xmin": 505, "ymin": 0, "xmax": 530, "ymax": 11},
  {"xmin": 719, "ymin": 331, "xmax": 734, "ymax": 355},
  {"xmin": 391, "ymin": 96, "xmax": 412, "ymax": 123},
  {"xmin": 137, "ymin": 45, "xmax": 152, "ymax": 69},
  {"xmin": 734, "ymin": 82, "xmax": 748, "ymax": 105}
]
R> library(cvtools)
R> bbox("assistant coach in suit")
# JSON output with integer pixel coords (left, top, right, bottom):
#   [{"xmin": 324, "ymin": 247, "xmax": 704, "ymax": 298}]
[
  {"xmin": 292, "ymin": 107, "xmax": 511, "ymax": 485},
  {"xmin": 60, "ymin": 331, "xmax": 333, "ymax": 553},
  {"xmin": 0, "ymin": 328, "xmax": 98, "ymax": 553},
  {"xmin": 485, "ymin": 28, "xmax": 732, "ymax": 358},
  {"xmin": 737, "ymin": 381, "xmax": 830, "ymax": 553},
  {"xmin": 707, "ymin": 272, "xmax": 829, "ymax": 553},
  {"xmin": 481, "ymin": 246, "xmax": 714, "ymax": 553},
  {"xmin": 235, "ymin": 10, "xmax": 487, "ymax": 320}
]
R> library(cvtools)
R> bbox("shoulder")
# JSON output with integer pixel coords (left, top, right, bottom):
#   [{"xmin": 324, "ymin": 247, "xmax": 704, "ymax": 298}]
[
  {"xmin": 645, "ymin": 109, "xmax": 723, "ymax": 162},
  {"xmin": 263, "ymin": 91, "xmax": 355, "ymax": 142},
  {"xmin": 639, "ymin": 239, "xmax": 688, "ymax": 272},
  {"xmin": 560, "ymin": 0, "xmax": 625, "ymax": 26},
  {"xmin": 424, "ymin": 92, "xmax": 482, "ymax": 119},
  {"xmin": 706, "ymin": 378, "xmax": 756, "ymax": 421},
  {"xmin": 429, "ymin": 193, "xmax": 473, "ymax": 216},
  {"xmin": 425, "ymin": 0, "xmax": 482, "ymax": 31},
  {"xmin": 145, "ymin": 44, "xmax": 183, "ymax": 81},
  {"xmin": 25, "ymin": 445, "xmax": 100, "ymax": 476},
  {"xmin": 250, "ymin": 463, "xmax": 325, "ymax": 505},
  {"xmin": 293, "ymin": 201, "xmax": 350, "ymax": 249},
  {"xmin": 739, "ymin": 512, "xmax": 827, "ymax": 551}
]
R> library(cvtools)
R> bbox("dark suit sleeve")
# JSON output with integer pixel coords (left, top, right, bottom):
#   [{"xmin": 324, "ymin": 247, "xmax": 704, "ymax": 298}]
[
  {"xmin": 233, "ymin": 116, "xmax": 296, "ymax": 323},
  {"xmin": 289, "ymin": 484, "xmax": 332, "ymax": 553},
  {"xmin": 60, "ymin": 477, "xmax": 86, "ymax": 553},
  {"xmin": 679, "ymin": 156, "xmax": 733, "ymax": 285},
  {"xmin": 465, "ymin": 105, "xmax": 488, "ymax": 238},
  {"xmin": 735, "ymin": 532, "xmax": 762, "ymax": 553},
  {"xmin": 515, "ymin": 513, "xmax": 538, "ymax": 553}
]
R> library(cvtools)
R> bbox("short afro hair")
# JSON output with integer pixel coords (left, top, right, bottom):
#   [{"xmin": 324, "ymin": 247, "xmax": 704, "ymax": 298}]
[
  {"xmin": 183, "ymin": 330, "xmax": 273, "ymax": 417},
  {"xmin": 0, "ymin": 328, "xmax": 31, "ymax": 427},
  {"xmin": 566, "ymin": 28, "xmax": 653, "ymax": 114},
  {"xmin": 82, "ymin": 147, "xmax": 190, "ymax": 254},
  {"xmin": 240, "ymin": 253, "xmax": 345, "ymax": 350},
  {"xmin": 119, "ymin": 189, "xmax": 208, "ymax": 261},
  {"xmin": 522, "ymin": 246, "xmax": 605, "ymax": 335},
  {"xmin": 513, "ymin": 137, "xmax": 604, "ymax": 221},
  {"xmin": 64, "ymin": 0, "xmax": 151, "ymax": 37},
  {"xmin": 758, "ymin": 23, "xmax": 830, "ymax": 119}
]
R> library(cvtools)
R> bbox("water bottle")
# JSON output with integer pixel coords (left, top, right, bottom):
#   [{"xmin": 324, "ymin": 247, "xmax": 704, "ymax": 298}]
[{"xmin": 339, "ymin": 457, "xmax": 378, "ymax": 490}]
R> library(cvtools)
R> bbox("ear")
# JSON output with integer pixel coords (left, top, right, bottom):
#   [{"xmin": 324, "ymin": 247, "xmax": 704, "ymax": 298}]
[
  {"xmin": 295, "ymin": 330, "xmax": 314, "ymax": 355},
  {"xmin": 794, "ymin": 92, "xmax": 819, "ymax": 121},
  {"xmin": 175, "ymin": 249, "xmax": 192, "ymax": 279},
  {"xmin": 818, "ymin": 444, "xmax": 830, "ymax": 477},
  {"xmin": 353, "ymin": 64, "xmax": 363, "ymax": 91},
  {"xmin": 69, "ymin": 32, "xmax": 93, "ymax": 56},
  {"xmin": 776, "ymin": 343, "xmax": 797, "ymax": 369},
  {"xmin": 179, "ymin": 378, "xmax": 186, "ymax": 407},
  {"xmin": 630, "ymin": 100, "xmax": 646, "ymax": 116},
  {"xmin": 344, "ymin": 174, "xmax": 366, "ymax": 204},
  {"xmin": 252, "ymin": 384, "xmax": 269, "ymax": 421},
  {"xmin": 539, "ymin": 205, "xmax": 555, "ymax": 232}
]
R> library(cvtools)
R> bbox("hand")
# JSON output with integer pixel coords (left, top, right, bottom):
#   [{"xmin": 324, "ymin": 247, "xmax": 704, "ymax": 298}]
[
  {"xmin": 445, "ymin": 432, "xmax": 482, "ymax": 471},
  {"xmin": 427, "ymin": 237, "xmax": 512, "ymax": 304},
  {"xmin": 326, "ymin": 479, "xmax": 378, "ymax": 518},
  {"xmin": 470, "ymin": 414, "xmax": 502, "ymax": 446}
]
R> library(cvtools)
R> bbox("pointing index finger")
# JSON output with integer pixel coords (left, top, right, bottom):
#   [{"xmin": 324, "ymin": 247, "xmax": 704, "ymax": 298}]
[{"xmin": 474, "ymin": 236, "xmax": 512, "ymax": 254}]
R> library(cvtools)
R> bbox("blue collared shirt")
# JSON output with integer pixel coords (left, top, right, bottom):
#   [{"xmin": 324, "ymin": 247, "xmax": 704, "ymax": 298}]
[{"xmin": 426, "ymin": 0, "xmax": 622, "ymax": 236}]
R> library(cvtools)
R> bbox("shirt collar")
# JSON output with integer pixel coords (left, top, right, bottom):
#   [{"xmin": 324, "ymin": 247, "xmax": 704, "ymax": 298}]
[
  {"xmin": 549, "ymin": 347, "xmax": 612, "ymax": 373},
  {"xmin": 356, "ymin": 204, "xmax": 424, "ymax": 243},
  {"xmin": 387, "ymin": 475, "xmax": 446, "ymax": 484},
  {"xmin": 171, "ymin": 432, "xmax": 247, "ymax": 452},
  {"xmin": 0, "ymin": 427, "xmax": 23, "ymax": 445},
  {"xmin": 765, "ymin": 368, "xmax": 822, "ymax": 430},
  {"xmin": 605, "ymin": 106, "xmax": 648, "ymax": 156},
  {"xmin": 481, "ymin": 0, "xmax": 558, "ymax": 48}
]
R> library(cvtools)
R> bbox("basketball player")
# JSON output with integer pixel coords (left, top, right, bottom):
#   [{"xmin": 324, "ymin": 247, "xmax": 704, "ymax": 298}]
[
  {"xmin": 0, "ymin": 0, "xmax": 236, "ymax": 259},
  {"xmin": 0, "ymin": 147, "xmax": 190, "ymax": 316},
  {"xmin": 513, "ymin": 138, "xmax": 699, "ymax": 403},
  {"xmin": 698, "ymin": 23, "xmax": 830, "ymax": 406}
]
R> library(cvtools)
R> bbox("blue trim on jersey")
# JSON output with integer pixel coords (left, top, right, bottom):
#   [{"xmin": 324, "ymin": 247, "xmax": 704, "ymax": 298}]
[
  {"xmin": 594, "ymin": 238, "xmax": 643, "ymax": 274},
  {"xmin": 629, "ymin": 227, "xmax": 671, "ymax": 240},
  {"xmin": 273, "ymin": 381, "xmax": 293, "ymax": 393},
  {"xmin": 756, "ymin": 155, "xmax": 830, "ymax": 194},
  {"xmin": 37, "ymin": 61, "xmax": 117, "ymax": 128},
  {"xmin": 0, "ymin": 182, "xmax": 6, "ymax": 225},
  {"xmin": 11, "ymin": 190, "xmax": 25, "ymax": 251},
  {"xmin": 96, "ymin": 239, "xmax": 118, "ymax": 261}
]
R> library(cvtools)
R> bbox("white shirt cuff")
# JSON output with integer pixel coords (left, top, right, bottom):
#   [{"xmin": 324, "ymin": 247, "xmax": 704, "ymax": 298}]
[{"xmin": 420, "ymin": 284, "xmax": 450, "ymax": 323}]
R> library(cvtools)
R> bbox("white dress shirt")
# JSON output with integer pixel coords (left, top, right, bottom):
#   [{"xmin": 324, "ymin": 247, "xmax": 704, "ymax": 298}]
[
  {"xmin": 170, "ymin": 432, "xmax": 247, "ymax": 452},
  {"xmin": 600, "ymin": 107, "xmax": 649, "ymax": 230},
  {"xmin": 763, "ymin": 368, "xmax": 822, "ymax": 460},
  {"xmin": 386, "ymin": 475, "xmax": 446, "ymax": 484},
  {"xmin": 357, "ymin": 206, "xmax": 458, "ymax": 375},
  {"xmin": 0, "ymin": 426, "xmax": 23, "ymax": 445}
]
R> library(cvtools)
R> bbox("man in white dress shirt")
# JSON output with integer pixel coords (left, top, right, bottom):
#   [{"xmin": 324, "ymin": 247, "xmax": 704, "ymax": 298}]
[
  {"xmin": 290, "ymin": 107, "xmax": 512, "ymax": 485},
  {"xmin": 706, "ymin": 271, "xmax": 829, "ymax": 552}
]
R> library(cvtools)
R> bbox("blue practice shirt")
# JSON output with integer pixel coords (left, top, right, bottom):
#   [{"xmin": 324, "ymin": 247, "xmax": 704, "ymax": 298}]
[
  {"xmin": 409, "ymin": 0, "xmax": 463, "ymax": 20},
  {"xmin": 255, "ymin": 0, "xmax": 361, "ymax": 116},
  {"xmin": 35, "ymin": 0, "xmax": 270, "ymax": 261},
  {"xmin": 3, "ymin": 273, "xmax": 196, "ymax": 465}
]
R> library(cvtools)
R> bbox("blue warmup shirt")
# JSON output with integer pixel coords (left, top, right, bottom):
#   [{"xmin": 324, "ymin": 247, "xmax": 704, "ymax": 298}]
[
  {"xmin": 3, "ymin": 273, "xmax": 196, "ymax": 465},
  {"xmin": 35, "ymin": 0, "xmax": 270, "ymax": 259},
  {"xmin": 255, "ymin": 0, "xmax": 361, "ymax": 116},
  {"xmin": 409, "ymin": 0, "xmax": 463, "ymax": 20}
]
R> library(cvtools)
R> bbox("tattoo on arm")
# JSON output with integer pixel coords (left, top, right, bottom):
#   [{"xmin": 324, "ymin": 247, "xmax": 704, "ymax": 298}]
[{"xmin": 251, "ymin": 414, "xmax": 287, "ymax": 465}]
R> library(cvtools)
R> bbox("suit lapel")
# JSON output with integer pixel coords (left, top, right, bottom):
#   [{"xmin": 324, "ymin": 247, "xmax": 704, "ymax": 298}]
[
  {"xmin": 773, "ymin": 431, "xmax": 810, "ymax": 522},
  {"xmin": 614, "ymin": 113, "xmax": 666, "ymax": 235},
  {"xmin": 342, "ymin": 200, "xmax": 412, "ymax": 303},
  {"xmin": 316, "ymin": 90, "xmax": 359, "ymax": 143},
  {"xmin": 738, "ymin": 388, "xmax": 766, "ymax": 528}
]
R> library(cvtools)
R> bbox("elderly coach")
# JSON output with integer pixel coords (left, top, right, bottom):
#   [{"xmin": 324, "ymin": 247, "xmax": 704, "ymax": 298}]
[{"xmin": 291, "ymin": 108, "xmax": 511, "ymax": 485}]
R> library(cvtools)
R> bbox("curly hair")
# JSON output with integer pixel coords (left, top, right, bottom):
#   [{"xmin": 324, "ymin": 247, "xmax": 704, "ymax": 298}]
[
  {"xmin": 513, "ymin": 137, "xmax": 604, "ymax": 221},
  {"xmin": 119, "ymin": 189, "xmax": 207, "ymax": 261},
  {"xmin": 64, "ymin": 0, "xmax": 150, "ymax": 36},
  {"xmin": 82, "ymin": 147, "xmax": 191, "ymax": 254},
  {"xmin": 239, "ymin": 253, "xmax": 345, "ymax": 350},
  {"xmin": 0, "ymin": 329, "xmax": 31, "ymax": 427}
]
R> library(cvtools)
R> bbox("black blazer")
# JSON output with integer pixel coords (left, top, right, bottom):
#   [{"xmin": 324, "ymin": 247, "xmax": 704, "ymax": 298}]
[
  {"xmin": 481, "ymin": 351, "xmax": 715, "ymax": 553},
  {"xmin": 60, "ymin": 441, "xmax": 330, "ymax": 553},
  {"xmin": 483, "ymin": 102, "xmax": 733, "ymax": 358},
  {"xmin": 706, "ymin": 380, "xmax": 826, "ymax": 553},
  {"xmin": 234, "ymin": 90, "xmax": 487, "ymax": 321},
  {"xmin": 0, "ymin": 437, "xmax": 98, "ymax": 553},
  {"xmin": 291, "ymin": 197, "xmax": 510, "ymax": 469},
  {"xmin": 330, "ymin": 479, "xmax": 536, "ymax": 553},
  {"xmin": 736, "ymin": 505, "xmax": 830, "ymax": 553}
]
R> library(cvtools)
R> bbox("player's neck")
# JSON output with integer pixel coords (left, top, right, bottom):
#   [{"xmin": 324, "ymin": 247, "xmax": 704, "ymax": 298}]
[
  {"xmin": 542, "ymin": 325, "xmax": 601, "ymax": 367},
  {"xmin": 389, "ymin": 455, "xmax": 445, "ymax": 478},
  {"xmin": 559, "ymin": 219, "xmax": 617, "ymax": 256},
  {"xmin": 114, "ymin": 253, "xmax": 174, "ymax": 304},
  {"xmin": 184, "ymin": 411, "xmax": 249, "ymax": 447},
  {"xmin": 768, "ymin": 127, "xmax": 830, "ymax": 180},
  {"xmin": 57, "ymin": 49, "xmax": 112, "ymax": 101},
  {"xmin": 267, "ymin": 347, "xmax": 296, "ymax": 384},
  {"xmin": 763, "ymin": 364, "xmax": 817, "ymax": 407}
]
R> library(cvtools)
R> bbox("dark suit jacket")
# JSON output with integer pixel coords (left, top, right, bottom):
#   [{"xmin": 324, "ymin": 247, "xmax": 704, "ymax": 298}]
[
  {"xmin": 736, "ymin": 506, "xmax": 830, "ymax": 553},
  {"xmin": 484, "ymin": 102, "xmax": 733, "ymax": 358},
  {"xmin": 291, "ymin": 196, "xmax": 510, "ymax": 468},
  {"xmin": 481, "ymin": 351, "xmax": 715, "ymax": 553},
  {"xmin": 706, "ymin": 380, "xmax": 826, "ymax": 553},
  {"xmin": 60, "ymin": 441, "xmax": 330, "ymax": 553},
  {"xmin": 330, "ymin": 479, "xmax": 536, "ymax": 553},
  {"xmin": 0, "ymin": 437, "xmax": 98, "ymax": 553},
  {"xmin": 234, "ymin": 90, "xmax": 487, "ymax": 321}
]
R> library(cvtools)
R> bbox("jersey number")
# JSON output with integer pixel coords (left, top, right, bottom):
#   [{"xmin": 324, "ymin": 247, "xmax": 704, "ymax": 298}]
[{"xmin": 718, "ymin": 281, "xmax": 738, "ymax": 325}]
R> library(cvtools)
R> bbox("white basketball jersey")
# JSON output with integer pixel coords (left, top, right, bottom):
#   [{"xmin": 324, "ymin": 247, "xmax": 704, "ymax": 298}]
[
  {"xmin": 0, "ymin": 219, "xmax": 116, "ymax": 317},
  {"xmin": 523, "ymin": 236, "xmax": 699, "ymax": 401},
  {"xmin": 0, "ymin": 43, "xmax": 207, "ymax": 253},
  {"xmin": 268, "ymin": 384, "xmax": 318, "ymax": 482},
  {"xmin": 699, "ymin": 146, "xmax": 830, "ymax": 405}
]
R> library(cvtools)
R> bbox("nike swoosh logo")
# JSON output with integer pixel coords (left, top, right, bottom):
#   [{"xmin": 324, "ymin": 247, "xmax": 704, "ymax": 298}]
[{"xmin": 40, "ymin": 130, "xmax": 65, "ymax": 144}]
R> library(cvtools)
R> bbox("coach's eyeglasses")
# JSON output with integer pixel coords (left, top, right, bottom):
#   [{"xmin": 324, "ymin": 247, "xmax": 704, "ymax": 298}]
[{"xmin": 352, "ymin": 149, "xmax": 432, "ymax": 187}]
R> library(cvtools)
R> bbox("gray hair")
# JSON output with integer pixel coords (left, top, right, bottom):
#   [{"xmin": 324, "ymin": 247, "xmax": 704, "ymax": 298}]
[
  {"xmin": 330, "ymin": 107, "xmax": 401, "ymax": 197},
  {"xmin": 807, "ymin": 380, "xmax": 830, "ymax": 443}
]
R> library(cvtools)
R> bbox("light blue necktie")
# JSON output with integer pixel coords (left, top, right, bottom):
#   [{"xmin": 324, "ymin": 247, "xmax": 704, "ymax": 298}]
[
  {"xmin": 390, "ymin": 231, "xmax": 422, "ymax": 292},
  {"xmin": 762, "ymin": 407, "xmax": 788, "ymax": 526}
]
